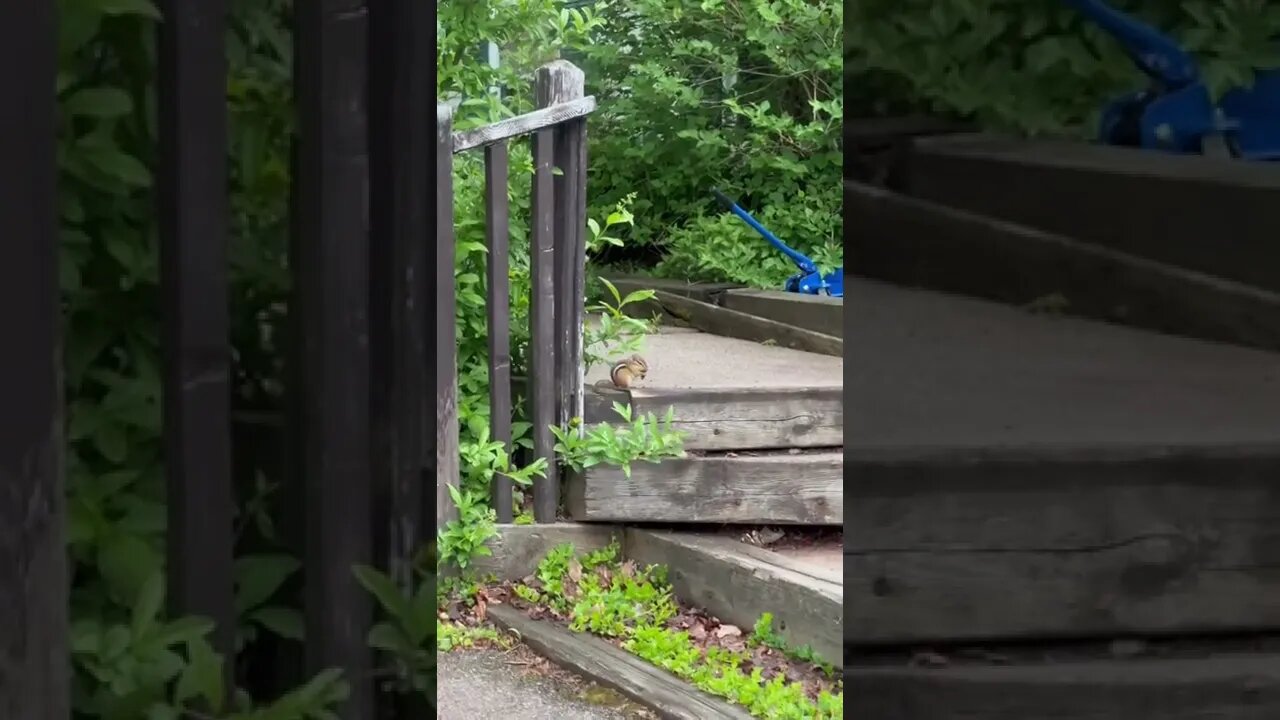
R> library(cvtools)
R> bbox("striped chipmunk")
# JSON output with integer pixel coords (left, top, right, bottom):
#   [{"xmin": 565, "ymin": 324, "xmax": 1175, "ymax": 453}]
[{"xmin": 595, "ymin": 354, "xmax": 648, "ymax": 389}]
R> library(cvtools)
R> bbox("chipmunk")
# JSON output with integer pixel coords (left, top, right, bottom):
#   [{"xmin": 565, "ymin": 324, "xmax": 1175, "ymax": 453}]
[{"xmin": 595, "ymin": 354, "xmax": 648, "ymax": 389}]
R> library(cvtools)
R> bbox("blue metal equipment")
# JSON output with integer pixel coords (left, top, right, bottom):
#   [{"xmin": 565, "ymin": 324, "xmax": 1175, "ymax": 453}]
[
  {"xmin": 1063, "ymin": 0, "xmax": 1280, "ymax": 160},
  {"xmin": 711, "ymin": 188, "xmax": 845, "ymax": 298}
]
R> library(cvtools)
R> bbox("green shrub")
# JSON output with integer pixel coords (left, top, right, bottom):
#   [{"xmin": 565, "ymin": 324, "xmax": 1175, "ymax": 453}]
[
  {"xmin": 575, "ymin": 0, "xmax": 843, "ymax": 288},
  {"xmin": 846, "ymin": 0, "xmax": 1280, "ymax": 136}
]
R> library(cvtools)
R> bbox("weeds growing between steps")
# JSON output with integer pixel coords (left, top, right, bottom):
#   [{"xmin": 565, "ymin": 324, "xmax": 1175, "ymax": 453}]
[{"xmin": 438, "ymin": 541, "xmax": 843, "ymax": 720}]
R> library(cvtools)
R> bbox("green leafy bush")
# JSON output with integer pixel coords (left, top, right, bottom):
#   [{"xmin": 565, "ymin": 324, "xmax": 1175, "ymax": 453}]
[
  {"xmin": 575, "ymin": 0, "xmax": 843, "ymax": 288},
  {"xmin": 846, "ymin": 0, "xmax": 1280, "ymax": 135}
]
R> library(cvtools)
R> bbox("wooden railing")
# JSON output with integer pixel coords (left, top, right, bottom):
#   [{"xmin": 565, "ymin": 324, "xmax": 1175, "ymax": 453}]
[
  {"xmin": 436, "ymin": 60, "xmax": 595, "ymax": 527},
  {"xmin": 1, "ymin": 3, "xmax": 436, "ymax": 718}
]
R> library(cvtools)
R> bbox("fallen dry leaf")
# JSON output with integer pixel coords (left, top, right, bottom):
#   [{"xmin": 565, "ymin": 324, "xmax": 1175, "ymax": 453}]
[{"xmin": 715, "ymin": 624, "xmax": 742, "ymax": 639}]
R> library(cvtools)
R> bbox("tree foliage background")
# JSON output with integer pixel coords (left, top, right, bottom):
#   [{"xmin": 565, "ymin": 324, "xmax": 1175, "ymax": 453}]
[{"xmin": 846, "ymin": 0, "xmax": 1280, "ymax": 135}]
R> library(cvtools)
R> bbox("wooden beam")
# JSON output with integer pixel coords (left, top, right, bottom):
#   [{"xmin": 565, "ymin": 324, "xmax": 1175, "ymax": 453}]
[
  {"xmin": 529, "ymin": 122, "xmax": 558, "ymax": 521},
  {"xmin": 367, "ymin": 0, "xmax": 430, "ymax": 601},
  {"xmin": 293, "ymin": 2, "xmax": 374, "ymax": 715},
  {"xmin": 584, "ymin": 385, "xmax": 844, "ymax": 451},
  {"xmin": 845, "ymin": 179, "xmax": 1280, "ymax": 352},
  {"xmin": 155, "ymin": 0, "xmax": 236, "ymax": 677},
  {"xmin": 847, "ymin": 654, "xmax": 1280, "ymax": 720},
  {"xmin": 904, "ymin": 133, "xmax": 1280, "ymax": 293},
  {"xmin": 847, "ymin": 442, "xmax": 1280, "ymax": 645},
  {"xmin": 450, "ymin": 96, "xmax": 597, "ymax": 153},
  {"xmin": 566, "ymin": 453, "xmax": 843, "ymax": 525},
  {"xmin": 653, "ymin": 291, "xmax": 842, "ymax": 357},
  {"xmin": 0, "ymin": 2, "xmax": 68, "ymax": 716},
  {"xmin": 536, "ymin": 61, "xmax": 588, "ymax": 446},
  {"xmin": 488, "ymin": 605, "xmax": 755, "ymax": 720},
  {"xmin": 435, "ymin": 103, "xmax": 460, "ymax": 529},
  {"xmin": 471, "ymin": 523, "xmax": 621, "ymax": 581},
  {"xmin": 485, "ymin": 142, "xmax": 515, "ymax": 522},
  {"xmin": 720, "ymin": 289, "xmax": 844, "ymax": 339},
  {"xmin": 626, "ymin": 531, "xmax": 843, "ymax": 665}
]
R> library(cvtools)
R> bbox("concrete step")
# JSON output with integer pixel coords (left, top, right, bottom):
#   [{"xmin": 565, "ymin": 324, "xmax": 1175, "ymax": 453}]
[{"xmin": 849, "ymin": 277, "xmax": 1280, "ymax": 644}]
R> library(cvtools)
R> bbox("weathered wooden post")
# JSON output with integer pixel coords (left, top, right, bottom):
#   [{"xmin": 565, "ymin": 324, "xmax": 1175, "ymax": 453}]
[
  {"xmin": 156, "ymin": 2, "xmax": 237, "ymax": 687},
  {"xmin": 437, "ymin": 102, "xmax": 461, "ymax": 529},
  {"xmin": 528, "ymin": 66, "xmax": 560, "ymax": 523},
  {"xmin": 368, "ymin": 0, "xmax": 432, "ymax": 591},
  {"xmin": 0, "ymin": 4, "xmax": 68, "ymax": 717},
  {"xmin": 537, "ymin": 60, "xmax": 589, "ymax": 436},
  {"xmin": 293, "ymin": 2, "xmax": 375, "ymax": 716},
  {"xmin": 485, "ymin": 139, "xmax": 516, "ymax": 523}
]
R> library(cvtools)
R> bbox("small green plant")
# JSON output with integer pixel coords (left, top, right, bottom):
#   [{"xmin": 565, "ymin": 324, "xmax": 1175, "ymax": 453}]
[
  {"xmin": 530, "ymin": 542, "xmax": 676, "ymax": 637},
  {"xmin": 523, "ymin": 544, "xmax": 842, "ymax": 720},
  {"xmin": 437, "ymin": 485, "xmax": 499, "ymax": 571},
  {"xmin": 749, "ymin": 612, "xmax": 835, "ymax": 676},
  {"xmin": 551, "ymin": 403, "xmax": 687, "ymax": 479},
  {"xmin": 437, "ymin": 621, "xmax": 508, "ymax": 652},
  {"xmin": 71, "ymin": 571, "xmax": 348, "ymax": 720},
  {"xmin": 512, "ymin": 583, "xmax": 542, "ymax": 604},
  {"xmin": 583, "ymin": 277, "xmax": 657, "ymax": 372},
  {"xmin": 354, "ymin": 563, "xmax": 436, "ymax": 697},
  {"xmin": 624, "ymin": 626, "xmax": 841, "ymax": 719}
]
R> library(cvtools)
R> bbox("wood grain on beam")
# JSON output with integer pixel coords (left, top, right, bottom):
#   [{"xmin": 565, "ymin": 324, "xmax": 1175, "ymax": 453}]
[
  {"xmin": 584, "ymin": 385, "xmax": 843, "ymax": 451},
  {"xmin": 653, "ymin": 291, "xmax": 842, "ymax": 357},
  {"xmin": 451, "ymin": 96, "xmax": 596, "ymax": 153},
  {"xmin": 567, "ymin": 453, "xmax": 843, "ymax": 525}
]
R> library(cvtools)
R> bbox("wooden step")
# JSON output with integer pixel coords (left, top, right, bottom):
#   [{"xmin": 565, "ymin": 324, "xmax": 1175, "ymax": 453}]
[
  {"xmin": 720, "ymin": 289, "xmax": 843, "ymax": 339},
  {"xmin": 850, "ymin": 277, "xmax": 1280, "ymax": 645},
  {"xmin": 584, "ymin": 324, "xmax": 843, "ymax": 452},
  {"xmin": 585, "ymin": 385, "xmax": 842, "ymax": 452},
  {"xmin": 847, "ymin": 442, "xmax": 1280, "ymax": 646},
  {"xmin": 625, "ymin": 530, "xmax": 842, "ymax": 666},
  {"xmin": 902, "ymin": 133, "xmax": 1280, "ymax": 293},
  {"xmin": 844, "ymin": 179, "xmax": 1280, "ymax": 353},
  {"xmin": 567, "ymin": 452, "xmax": 843, "ymax": 526},
  {"xmin": 846, "ymin": 653, "xmax": 1280, "ymax": 720}
]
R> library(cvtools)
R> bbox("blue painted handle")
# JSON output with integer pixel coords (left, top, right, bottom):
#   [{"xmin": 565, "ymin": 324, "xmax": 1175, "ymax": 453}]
[
  {"xmin": 1061, "ymin": 0, "xmax": 1198, "ymax": 87},
  {"xmin": 710, "ymin": 187, "xmax": 816, "ymax": 273}
]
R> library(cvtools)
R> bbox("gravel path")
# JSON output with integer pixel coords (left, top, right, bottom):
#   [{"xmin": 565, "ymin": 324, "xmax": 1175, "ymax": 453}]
[{"xmin": 438, "ymin": 646, "xmax": 655, "ymax": 720}]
